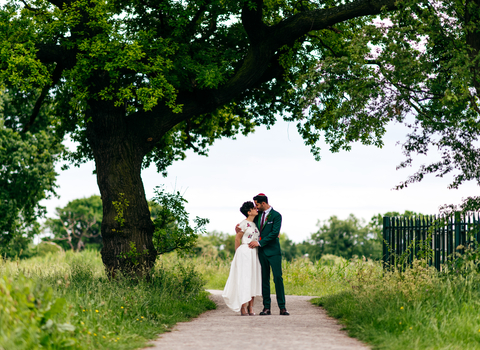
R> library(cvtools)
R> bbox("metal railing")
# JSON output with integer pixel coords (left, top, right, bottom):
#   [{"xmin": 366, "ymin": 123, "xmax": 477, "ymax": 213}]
[{"xmin": 383, "ymin": 214, "xmax": 480, "ymax": 270}]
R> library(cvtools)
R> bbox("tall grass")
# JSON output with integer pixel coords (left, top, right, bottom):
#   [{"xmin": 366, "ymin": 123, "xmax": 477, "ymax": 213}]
[
  {"xmin": 0, "ymin": 250, "xmax": 215, "ymax": 350},
  {"xmin": 6, "ymin": 248, "xmax": 476, "ymax": 349},
  {"xmin": 162, "ymin": 253, "xmax": 367, "ymax": 297},
  {"xmin": 312, "ymin": 259, "xmax": 480, "ymax": 349}
]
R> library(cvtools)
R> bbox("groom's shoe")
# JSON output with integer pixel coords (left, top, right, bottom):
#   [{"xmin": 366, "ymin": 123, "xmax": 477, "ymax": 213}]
[
  {"xmin": 280, "ymin": 309, "xmax": 290, "ymax": 316},
  {"xmin": 259, "ymin": 308, "xmax": 271, "ymax": 315}
]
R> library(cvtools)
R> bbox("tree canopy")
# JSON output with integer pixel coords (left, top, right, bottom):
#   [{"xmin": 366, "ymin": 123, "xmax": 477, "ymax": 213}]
[{"xmin": 2, "ymin": 0, "xmax": 480, "ymax": 273}]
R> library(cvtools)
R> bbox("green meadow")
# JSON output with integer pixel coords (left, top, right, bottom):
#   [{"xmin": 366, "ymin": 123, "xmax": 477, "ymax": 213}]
[{"xmin": 3, "ymin": 250, "xmax": 480, "ymax": 349}]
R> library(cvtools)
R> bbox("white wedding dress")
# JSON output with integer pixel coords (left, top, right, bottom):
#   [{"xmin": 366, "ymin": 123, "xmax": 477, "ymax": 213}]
[{"xmin": 222, "ymin": 219, "xmax": 262, "ymax": 312}]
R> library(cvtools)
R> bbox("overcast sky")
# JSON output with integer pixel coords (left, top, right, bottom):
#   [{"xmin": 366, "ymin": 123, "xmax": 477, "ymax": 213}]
[{"xmin": 42, "ymin": 119, "xmax": 479, "ymax": 243}]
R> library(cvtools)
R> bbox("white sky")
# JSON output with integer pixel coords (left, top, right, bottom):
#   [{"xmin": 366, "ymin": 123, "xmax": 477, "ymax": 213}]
[{"xmin": 41, "ymin": 119, "xmax": 479, "ymax": 243}]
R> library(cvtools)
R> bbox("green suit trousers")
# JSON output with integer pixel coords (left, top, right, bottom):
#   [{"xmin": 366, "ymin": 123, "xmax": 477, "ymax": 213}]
[{"xmin": 258, "ymin": 249, "xmax": 286, "ymax": 309}]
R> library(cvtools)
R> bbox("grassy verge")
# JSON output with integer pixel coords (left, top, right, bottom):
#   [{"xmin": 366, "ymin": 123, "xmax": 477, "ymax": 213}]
[
  {"xmin": 311, "ymin": 259, "xmax": 480, "ymax": 349},
  {"xmin": 0, "ymin": 250, "xmax": 215, "ymax": 350},
  {"xmin": 161, "ymin": 253, "xmax": 363, "ymax": 297},
  {"xmin": 11, "ymin": 249, "xmax": 477, "ymax": 349}
]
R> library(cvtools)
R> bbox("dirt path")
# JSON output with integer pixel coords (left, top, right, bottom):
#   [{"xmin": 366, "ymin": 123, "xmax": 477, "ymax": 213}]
[{"xmin": 145, "ymin": 290, "xmax": 370, "ymax": 350}]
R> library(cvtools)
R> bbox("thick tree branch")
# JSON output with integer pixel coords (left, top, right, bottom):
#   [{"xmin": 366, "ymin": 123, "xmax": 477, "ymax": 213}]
[
  {"xmin": 269, "ymin": 0, "xmax": 396, "ymax": 49},
  {"xmin": 131, "ymin": 0, "xmax": 398, "ymax": 155},
  {"xmin": 210, "ymin": 0, "xmax": 396, "ymax": 107}
]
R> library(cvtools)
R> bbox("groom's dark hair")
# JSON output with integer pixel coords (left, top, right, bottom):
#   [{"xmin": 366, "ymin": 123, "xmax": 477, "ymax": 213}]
[
  {"xmin": 253, "ymin": 194, "xmax": 268, "ymax": 204},
  {"xmin": 240, "ymin": 201, "xmax": 255, "ymax": 217}
]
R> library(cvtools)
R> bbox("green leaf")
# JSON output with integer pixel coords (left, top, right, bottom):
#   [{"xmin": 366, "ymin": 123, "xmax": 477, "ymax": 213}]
[{"xmin": 43, "ymin": 297, "xmax": 66, "ymax": 320}]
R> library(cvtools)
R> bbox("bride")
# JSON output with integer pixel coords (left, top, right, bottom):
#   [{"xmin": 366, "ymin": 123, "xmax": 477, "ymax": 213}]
[{"xmin": 222, "ymin": 201, "xmax": 262, "ymax": 315}]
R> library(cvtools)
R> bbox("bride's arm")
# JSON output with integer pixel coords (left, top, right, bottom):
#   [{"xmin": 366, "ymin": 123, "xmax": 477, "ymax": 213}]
[{"xmin": 234, "ymin": 230, "xmax": 243, "ymax": 251}]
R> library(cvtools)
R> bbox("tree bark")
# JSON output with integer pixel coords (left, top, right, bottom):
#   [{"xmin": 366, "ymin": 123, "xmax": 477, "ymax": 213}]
[{"xmin": 85, "ymin": 99, "xmax": 156, "ymax": 277}]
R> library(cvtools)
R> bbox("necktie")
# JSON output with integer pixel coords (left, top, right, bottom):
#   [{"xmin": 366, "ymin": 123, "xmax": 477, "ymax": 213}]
[{"xmin": 260, "ymin": 212, "xmax": 266, "ymax": 230}]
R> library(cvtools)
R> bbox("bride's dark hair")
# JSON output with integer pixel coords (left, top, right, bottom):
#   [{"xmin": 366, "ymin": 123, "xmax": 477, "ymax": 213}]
[{"xmin": 240, "ymin": 201, "xmax": 255, "ymax": 217}]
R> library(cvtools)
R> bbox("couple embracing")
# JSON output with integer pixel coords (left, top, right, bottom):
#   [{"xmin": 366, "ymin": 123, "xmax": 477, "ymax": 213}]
[{"xmin": 222, "ymin": 194, "xmax": 289, "ymax": 316}]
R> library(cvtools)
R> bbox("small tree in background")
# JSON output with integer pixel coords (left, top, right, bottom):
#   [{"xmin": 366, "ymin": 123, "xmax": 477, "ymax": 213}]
[
  {"xmin": 309, "ymin": 215, "xmax": 369, "ymax": 260},
  {"xmin": 44, "ymin": 195, "xmax": 103, "ymax": 251}
]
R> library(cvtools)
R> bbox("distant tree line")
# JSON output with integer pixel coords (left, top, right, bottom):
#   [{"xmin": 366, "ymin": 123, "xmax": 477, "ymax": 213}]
[
  {"xmin": 194, "ymin": 211, "xmax": 422, "ymax": 261},
  {"xmin": 1, "ymin": 190, "xmax": 420, "ymax": 263}
]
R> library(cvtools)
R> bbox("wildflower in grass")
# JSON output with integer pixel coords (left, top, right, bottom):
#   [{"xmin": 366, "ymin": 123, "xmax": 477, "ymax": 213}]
[
  {"xmin": 121, "ymin": 306, "xmax": 124, "ymax": 309},
  {"xmin": 81, "ymin": 322, "xmax": 84, "ymax": 325},
  {"xmin": 141, "ymin": 316, "xmax": 144, "ymax": 319},
  {"xmin": 88, "ymin": 332, "xmax": 91, "ymax": 335},
  {"xmin": 103, "ymin": 336, "xmax": 106, "ymax": 339},
  {"xmin": 400, "ymin": 306, "xmax": 404, "ymax": 310},
  {"xmin": 94, "ymin": 333, "xmax": 97, "ymax": 336},
  {"xmin": 96, "ymin": 310, "xmax": 99, "ymax": 313},
  {"xmin": 410, "ymin": 327, "xmax": 413, "ymax": 330},
  {"xmin": 399, "ymin": 322, "xmax": 402, "ymax": 324},
  {"xmin": 83, "ymin": 310, "xmax": 85, "ymax": 312}
]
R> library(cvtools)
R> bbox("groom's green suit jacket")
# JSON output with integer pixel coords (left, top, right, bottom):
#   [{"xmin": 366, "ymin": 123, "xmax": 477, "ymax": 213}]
[{"xmin": 255, "ymin": 209, "xmax": 282, "ymax": 257}]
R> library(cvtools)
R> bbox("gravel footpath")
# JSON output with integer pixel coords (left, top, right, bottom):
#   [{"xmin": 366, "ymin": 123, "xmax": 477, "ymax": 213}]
[{"xmin": 145, "ymin": 290, "xmax": 370, "ymax": 350}]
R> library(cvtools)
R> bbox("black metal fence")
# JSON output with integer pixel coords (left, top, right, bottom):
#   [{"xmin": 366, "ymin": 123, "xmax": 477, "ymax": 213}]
[{"xmin": 383, "ymin": 214, "xmax": 480, "ymax": 270}]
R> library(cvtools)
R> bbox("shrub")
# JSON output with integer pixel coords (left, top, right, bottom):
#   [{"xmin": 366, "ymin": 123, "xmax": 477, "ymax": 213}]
[
  {"xmin": 33, "ymin": 242, "xmax": 64, "ymax": 257},
  {"xmin": 0, "ymin": 274, "xmax": 79, "ymax": 349}
]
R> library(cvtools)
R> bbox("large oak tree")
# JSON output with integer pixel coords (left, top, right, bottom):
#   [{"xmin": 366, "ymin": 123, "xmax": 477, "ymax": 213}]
[{"xmin": 2, "ymin": 0, "xmax": 480, "ymax": 274}]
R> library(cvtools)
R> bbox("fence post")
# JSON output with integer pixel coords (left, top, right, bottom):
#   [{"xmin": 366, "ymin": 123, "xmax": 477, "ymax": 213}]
[
  {"xmin": 383, "ymin": 217, "xmax": 390, "ymax": 269},
  {"xmin": 455, "ymin": 212, "xmax": 461, "ymax": 254},
  {"xmin": 409, "ymin": 217, "xmax": 414, "ymax": 265}
]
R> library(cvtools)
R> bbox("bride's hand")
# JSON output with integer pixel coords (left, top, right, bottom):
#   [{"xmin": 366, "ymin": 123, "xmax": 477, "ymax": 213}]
[{"xmin": 235, "ymin": 224, "xmax": 242, "ymax": 234}]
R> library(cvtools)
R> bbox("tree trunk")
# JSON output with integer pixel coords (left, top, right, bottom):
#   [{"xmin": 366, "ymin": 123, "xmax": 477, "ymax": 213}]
[{"xmin": 86, "ymin": 100, "xmax": 156, "ymax": 277}]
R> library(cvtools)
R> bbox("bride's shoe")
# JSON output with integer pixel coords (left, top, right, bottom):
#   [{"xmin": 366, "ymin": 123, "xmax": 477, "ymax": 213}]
[
  {"xmin": 240, "ymin": 307, "xmax": 249, "ymax": 316},
  {"xmin": 248, "ymin": 306, "xmax": 255, "ymax": 316}
]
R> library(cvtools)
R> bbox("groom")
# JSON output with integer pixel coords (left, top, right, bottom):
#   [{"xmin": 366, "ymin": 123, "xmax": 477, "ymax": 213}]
[{"xmin": 238, "ymin": 193, "xmax": 289, "ymax": 316}]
